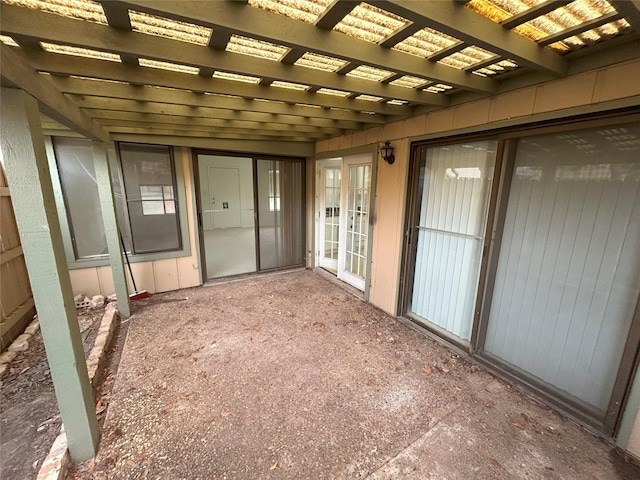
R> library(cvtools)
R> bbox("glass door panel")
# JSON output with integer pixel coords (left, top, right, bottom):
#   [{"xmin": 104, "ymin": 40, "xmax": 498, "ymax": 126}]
[
  {"xmin": 408, "ymin": 140, "xmax": 496, "ymax": 341},
  {"xmin": 257, "ymin": 159, "xmax": 305, "ymax": 270},
  {"xmin": 483, "ymin": 123, "xmax": 640, "ymax": 413},
  {"xmin": 338, "ymin": 155, "xmax": 372, "ymax": 290},
  {"xmin": 197, "ymin": 154, "xmax": 256, "ymax": 279},
  {"xmin": 317, "ymin": 159, "xmax": 341, "ymax": 272}
]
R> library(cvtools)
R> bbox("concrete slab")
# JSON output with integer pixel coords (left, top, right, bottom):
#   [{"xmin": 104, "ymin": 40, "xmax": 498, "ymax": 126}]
[{"xmin": 83, "ymin": 271, "xmax": 640, "ymax": 479}]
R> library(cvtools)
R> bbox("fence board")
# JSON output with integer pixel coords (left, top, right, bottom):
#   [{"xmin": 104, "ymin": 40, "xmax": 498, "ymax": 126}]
[{"xmin": 0, "ymin": 164, "xmax": 35, "ymax": 351}]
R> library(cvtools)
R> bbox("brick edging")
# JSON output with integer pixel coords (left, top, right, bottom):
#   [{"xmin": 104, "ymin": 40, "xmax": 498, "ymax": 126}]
[{"xmin": 36, "ymin": 304, "xmax": 120, "ymax": 480}]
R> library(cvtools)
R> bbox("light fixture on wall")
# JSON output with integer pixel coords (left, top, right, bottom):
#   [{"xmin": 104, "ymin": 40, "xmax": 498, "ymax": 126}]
[{"xmin": 380, "ymin": 141, "xmax": 395, "ymax": 165}]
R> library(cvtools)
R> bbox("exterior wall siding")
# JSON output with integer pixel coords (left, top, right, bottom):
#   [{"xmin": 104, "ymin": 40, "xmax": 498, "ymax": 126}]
[
  {"xmin": 68, "ymin": 147, "xmax": 200, "ymax": 297},
  {"xmin": 315, "ymin": 57, "xmax": 640, "ymax": 457}
]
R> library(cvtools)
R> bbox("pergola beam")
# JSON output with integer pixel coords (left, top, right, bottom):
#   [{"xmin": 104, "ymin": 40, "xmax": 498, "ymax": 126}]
[
  {"xmin": 115, "ymin": 0, "xmax": 497, "ymax": 93},
  {"xmin": 382, "ymin": 0, "xmax": 568, "ymax": 76},
  {"xmin": 379, "ymin": 22, "xmax": 423, "ymax": 48},
  {"xmin": 0, "ymin": 44, "xmax": 109, "ymax": 142},
  {"xmin": 89, "ymin": 112, "xmax": 344, "ymax": 136},
  {"xmin": 67, "ymin": 96, "xmax": 362, "ymax": 132},
  {"xmin": 610, "ymin": 0, "xmax": 640, "ymax": 31},
  {"xmin": 104, "ymin": 126, "xmax": 317, "ymax": 142},
  {"xmin": 100, "ymin": 1, "xmax": 132, "ymax": 29},
  {"xmin": 109, "ymin": 134, "xmax": 315, "ymax": 157},
  {"xmin": 101, "ymin": 121, "xmax": 329, "ymax": 139},
  {"xmin": 537, "ymin": 11, "xmax": 623, "ymax": 47},
  {"xmin": 0, "ymin": 5, "xmax": 447, "ymax": 106},
  {"xmin": 49, "ymin": 77, "xmax": 369, "ymax": 127},
  {"xmin": 315, "ymin": 1, "xmax": 359, "ymax": 29},
  {"xmin": 20, "ymin": 50, "xmax": 406, "ymax": 117},
  {"xmin": 427, "ymin": 41, "xmax": 467, "ymax": 62},
  {"xmin": 501, "ymin": 1, "xmax": 572, "ymax": 30}
]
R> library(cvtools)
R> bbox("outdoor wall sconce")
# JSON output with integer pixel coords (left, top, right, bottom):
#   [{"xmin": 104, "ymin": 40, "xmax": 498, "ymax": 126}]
[{"xmin": 380, "ymin": 141, "xmax": 395, "ymax": 165}]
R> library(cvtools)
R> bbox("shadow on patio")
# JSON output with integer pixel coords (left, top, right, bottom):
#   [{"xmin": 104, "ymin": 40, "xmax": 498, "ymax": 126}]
[{"xmin": 73, "ymin": 270, "xmax": 640, "ymax": 479}]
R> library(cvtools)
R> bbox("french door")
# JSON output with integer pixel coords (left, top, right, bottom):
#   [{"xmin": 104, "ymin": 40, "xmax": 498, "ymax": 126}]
[
  {"xmin": 316, "ymin": 159, "xmax": 341, "ymax": 273},
  {"xmin": 316, "ymin": 154, "xmax": 372, "ymax": 291}
]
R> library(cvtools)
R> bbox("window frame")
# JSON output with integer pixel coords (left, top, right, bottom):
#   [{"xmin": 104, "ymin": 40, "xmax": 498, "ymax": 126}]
[
  {"xmin": 118, "ymin": 143, "xmax": 183, "ymax": 255},
  {"xmin": 46, "ymin": 137, "xmax": 192, "ymax": 269}
]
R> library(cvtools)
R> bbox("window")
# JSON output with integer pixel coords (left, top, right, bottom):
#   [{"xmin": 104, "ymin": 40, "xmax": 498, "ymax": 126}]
[
  {"xmin": 118, "ymin": 143, "xmax": 182, "ymax": 254},
  {"xmin": 52, "ymin": 137, "xmax": 131, "ymax": 259},
  {"xmin": 140, "ymin": 185, "xmax": 176, "ymax": 215},
  {"xmin": 52, "ymin": 139, "xmax": 183, "ymax": 260},
  {"xmin": 268, "ymin": 169, "xmax": 280, "ymax": 211}
]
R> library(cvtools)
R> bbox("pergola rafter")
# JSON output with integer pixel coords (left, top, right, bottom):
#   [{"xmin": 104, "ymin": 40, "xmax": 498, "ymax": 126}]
[{"xmin": 115, "ymin": 0, "xmax": 498, "ymax": 93}]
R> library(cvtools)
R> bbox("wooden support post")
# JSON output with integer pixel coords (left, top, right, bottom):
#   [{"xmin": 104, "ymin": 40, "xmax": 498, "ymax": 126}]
[
  {"xmin": 0, "ymin": 88, "xmax": 100, "ymax": 461},
  {"xmin": 92, "ymin": 142, "xmax": 131, "ymax": 317}
]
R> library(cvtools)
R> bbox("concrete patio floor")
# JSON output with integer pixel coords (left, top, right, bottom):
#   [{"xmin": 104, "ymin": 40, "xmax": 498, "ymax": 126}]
[{"xmin": 80, "ymin": 270, "xmax": 640, "ymax": 479}]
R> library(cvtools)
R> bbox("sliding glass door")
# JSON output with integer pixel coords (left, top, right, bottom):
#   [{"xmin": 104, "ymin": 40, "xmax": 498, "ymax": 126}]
[
  {"xmin": 407, "ymin": 140, "xmax": 496, "ymax": 342},
  {"xmin": 197, "ymin": 155, "xmax": 256, "ymax": 279},
  {"xmin": 196, "ymin": 153, "xmax": 305, "ymax": 280},
  {"xmin": 483, "ymin": 123, "xmax": 640, "ymax": 414},
  {"xmin": 256, "ymin": 159, "xmax": 305, "ymax": 270}
]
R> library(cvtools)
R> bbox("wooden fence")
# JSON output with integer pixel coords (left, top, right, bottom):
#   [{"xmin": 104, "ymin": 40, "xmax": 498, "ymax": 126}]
[{"xmin": 0, "ymin": 164, "xmax": 35, "ymax": 351}]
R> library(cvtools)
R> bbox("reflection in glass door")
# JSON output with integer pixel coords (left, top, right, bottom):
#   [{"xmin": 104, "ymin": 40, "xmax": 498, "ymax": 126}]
[
  {"xmin": 408, "ymin": 140, "xmax": 496, "ymax": 342},
  {"xmin": 338, "ymin": 155, "xmax": 372, "ymax": 291},
  {"xmin": 197, "ymin": 155, "xmax": 256, "ymax": 279},
  {"xmin": 483, "ymin": 123, "xmax": 640, "ymax": 414},
  {"xmin": 256, "ymin": 159, "xmax": 305, "ymax": 270},
  {"xmin": 316, "ymin": 159, "xmax": 341, "ymax": 273}
]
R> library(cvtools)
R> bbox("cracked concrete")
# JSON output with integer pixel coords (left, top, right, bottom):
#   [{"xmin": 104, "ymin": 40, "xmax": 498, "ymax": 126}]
[{"xmin": 72, "ymin": 270, "xmax": 640, "ymax": 479}]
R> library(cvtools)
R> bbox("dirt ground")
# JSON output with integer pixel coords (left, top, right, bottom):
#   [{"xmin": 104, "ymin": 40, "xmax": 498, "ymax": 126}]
[
  {"xmin": 0, "ymin": 306, "xmax": 105, "ymax": 480},
  {"xmin": 69, "ymin": 270, "xmax": 640, "ymax": 479}
]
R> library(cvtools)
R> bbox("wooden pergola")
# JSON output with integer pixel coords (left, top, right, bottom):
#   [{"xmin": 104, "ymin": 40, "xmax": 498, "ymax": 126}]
[{"xmin": 1, "ymin": 0, "xmax": 639, "ymax": 464}]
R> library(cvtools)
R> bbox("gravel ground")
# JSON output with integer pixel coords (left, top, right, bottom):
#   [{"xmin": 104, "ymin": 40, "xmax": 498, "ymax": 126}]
[
  {"xmin": 68, "ymin": 270, "xmax": 640, "ymax": 479},
  {"xmin": 0, "ymin": 306, "xmax": 104, "ymax": 480}
]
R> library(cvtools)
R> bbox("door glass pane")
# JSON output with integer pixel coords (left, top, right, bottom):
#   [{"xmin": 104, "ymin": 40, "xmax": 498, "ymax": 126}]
[
  {"xmin": 257, "ymin": 159, "xmax": 305, "ymax": 270},
  {"xmin": 409, "ymin": 140, "xmax": 497, "ymax": 341},
  {"xmin": 344, "ymin": 164, "xmax": 371, "ymax": 279},
  {"xmin": 484, "ymin": 123, "xmax": 640, "ymax": 413},
  {"xmin": 198, "ymin": 155, "xmax": 255, "ymax": 279},
  {"xmin": 324, "ymin": 167, "xmax": 341, "ymax": 261}
]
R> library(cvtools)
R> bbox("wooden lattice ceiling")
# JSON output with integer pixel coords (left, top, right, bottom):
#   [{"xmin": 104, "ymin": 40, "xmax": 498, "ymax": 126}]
[{"xmin": 1, "ymin": 0, "xmax": 639, "ymax": 147}]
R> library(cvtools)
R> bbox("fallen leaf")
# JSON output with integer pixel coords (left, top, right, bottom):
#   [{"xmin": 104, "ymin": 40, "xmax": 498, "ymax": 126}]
[
  {"xmin": 406, "ymin": 406, "xmax": 413, "ymax": 416},
  {"xmin": 220, "ymin": 410, "xmax": 231, "ymax": 417},
  {"xmin": 270, "ymin": 462, "xmax": 278, "ymax": 470},
  {"xmin": 490, "ymin": 458, "xmax": 502, "ymax": 469},
  {"xmin": 423, "ymin": 366, "xmax": 432, "ymax": 375},
  {"xmin": 512, "ymin": 422, "xmax": 526, "ymax": 430}
]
